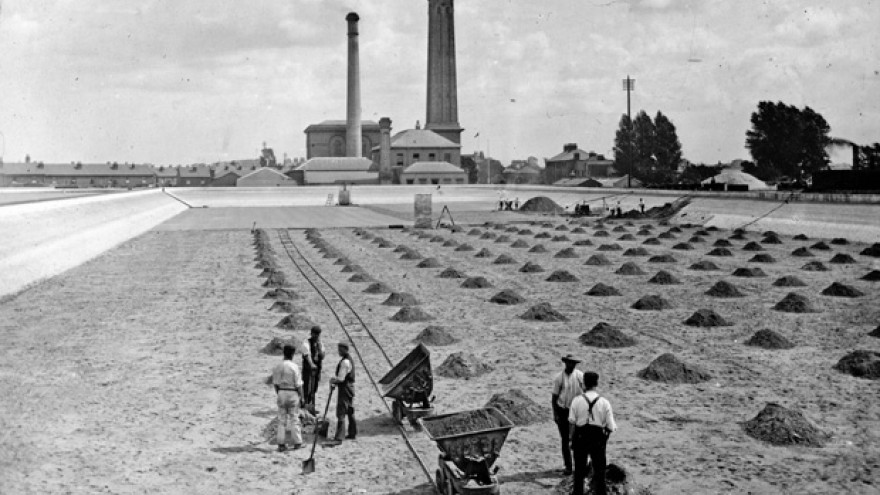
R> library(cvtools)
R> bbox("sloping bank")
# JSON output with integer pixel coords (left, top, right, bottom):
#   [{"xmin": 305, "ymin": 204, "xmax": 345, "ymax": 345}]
[{"xmin": 0, "ymin": 190, "xmax": 188, "ymax": 298}]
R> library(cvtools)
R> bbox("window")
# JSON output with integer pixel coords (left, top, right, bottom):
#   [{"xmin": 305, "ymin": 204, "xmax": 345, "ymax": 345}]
[
  {"xmin": 412, "ymin": 153, "xmax": 420, "ymax": 161},
  {"xmin": 428, "ymin": 153, "xmax": 436, "ymax": 160},
  {"xmin": 406, "ymin": 179, "xmax": 414, "ymax": 185},
  {"xmin": 442, "ymin": 178, "xmax": 452, "ymax": 183},
  {"xmin": 418, "ymin": 178, "xmax": 428, "ymax": 184},
  {"xmin": 444, "ymin": 153, "xmax": 451, "ymax": 162},
  {"xmin": 431, "ymin": 179, "xmax": 439, "ymax": 185},
  {"xmin": 455, "ymin": 178, "xmax": 464, "ymax": 184}
]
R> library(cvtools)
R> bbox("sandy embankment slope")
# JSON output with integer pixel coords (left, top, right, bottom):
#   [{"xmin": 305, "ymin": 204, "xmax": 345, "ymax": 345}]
[{"xmin": 0, "ymin": 190, "xmax": 188, "ymax": 298}]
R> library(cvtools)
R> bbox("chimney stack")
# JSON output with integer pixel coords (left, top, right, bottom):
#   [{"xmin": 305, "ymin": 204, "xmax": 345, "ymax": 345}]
[
  {"xmin": 378, "ymin": 117, "xmax": 393, "ymax": 184},
  {"xmin": 345, "ymin": 12, "xmax": 362, "ymax": 158}
]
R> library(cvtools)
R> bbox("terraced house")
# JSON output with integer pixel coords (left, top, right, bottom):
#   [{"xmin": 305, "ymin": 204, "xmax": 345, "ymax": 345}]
[{"xmin": 0, "ymin": 161, "xmax": 156, "ymax": 188}]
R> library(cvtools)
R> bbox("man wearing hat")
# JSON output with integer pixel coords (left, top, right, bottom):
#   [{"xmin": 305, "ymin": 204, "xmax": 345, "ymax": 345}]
[
  {"xmin": 568, "ymin": 371, "xmax": 617, "ymax": 495},
  {"xmin": 329, "ymin": 341, "xmax": 357, "ymax": 441},
  {"xmin": 551, "ymin": 354, "xmax": 584, "ymax": 475},
  {"xmin": 302, "ymin": 326, "xmax": 325, "ymax": 413}
]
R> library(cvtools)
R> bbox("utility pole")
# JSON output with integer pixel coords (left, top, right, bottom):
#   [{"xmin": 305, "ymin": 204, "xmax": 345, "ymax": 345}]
[{"xmin": 622, "ymin": 75, "xmax": 635, "ymax": 188}]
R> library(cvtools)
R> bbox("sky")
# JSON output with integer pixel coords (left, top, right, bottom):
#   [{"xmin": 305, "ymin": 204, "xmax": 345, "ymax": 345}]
[{"xmin": 0, "ymin": 0, "xmax": 877, "ymax": 166}]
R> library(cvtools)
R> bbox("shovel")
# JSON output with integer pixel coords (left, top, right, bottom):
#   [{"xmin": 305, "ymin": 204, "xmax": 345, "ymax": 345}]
[{"xmin": 302, "ymin": 387, "xmax": 334, "ymax": 474}]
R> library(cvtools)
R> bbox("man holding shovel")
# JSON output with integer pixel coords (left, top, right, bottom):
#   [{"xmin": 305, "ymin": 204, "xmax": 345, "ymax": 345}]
[
  {"xmin": 271, "ymin": 344, "xmax": 304, "ymax": 452},
  {"xmin": 329, "ymin": 341, "xmax": 357, "ymax": 442},
  {"xmin": 551, "ymin": 354, "xmax": 584, "ymax": 475}
]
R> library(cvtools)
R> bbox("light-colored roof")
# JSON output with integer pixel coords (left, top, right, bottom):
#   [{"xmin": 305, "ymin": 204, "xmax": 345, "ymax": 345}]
[
  {"xmin": 402, "ymin": 161, "xmax": 465, "ymax": 174},
  {"xmin": 547, "ymin": 148, "xmax": 612, "ymax": 164},
  {"xmin": 390, "ymin": 129, "xmax": 459, "ymax": 149},
  {"xmin": 155, "ymin": 167, "xmax": 179, "ymax": 178},
  {"xmin": 0, "ymin": 163, "xmax": 156, "ymax": 177},
  {"xmin": 596, "ymin": 175, "xmax": 642, "ymax": 188},
  {"xmin": 238, "ymin": 168, "xmax": 291, "ymax": 180},
  {"xmin": 701, "ymin": 170, "xmax": 772, "ymax": 189},
  {"xmin": 297, "ymin": 157, "xmax": 375, "ymax": 172},
  {"xmin": 304, "ymin": 120, "xmax": 380, "ymax": 132},
  {"xmin": 503, "ymin": 164, "xmax": 542, "ymax": 175},
  {"xmin": 179, "ymin": 165, "xmax": 212, "ymax": 178}
]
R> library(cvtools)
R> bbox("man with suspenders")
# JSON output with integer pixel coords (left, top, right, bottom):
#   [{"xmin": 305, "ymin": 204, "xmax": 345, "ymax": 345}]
[
  {"xmin": 329, "ymin": 341, "xmax": 357, "ymax": 442},
  {"xmin": 568, "ymin": 371, "xmax": 617, "ymax": 495}
]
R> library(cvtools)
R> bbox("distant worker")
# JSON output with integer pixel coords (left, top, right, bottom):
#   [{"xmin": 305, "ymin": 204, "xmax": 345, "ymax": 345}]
[
  {"xmin": 569, "ymin": 372, "xmax": 617, "ymax": 495},
  {"xmin": 302, "ymin": 326, "xmax": 325, "ymax": 413},
  {"xmin": 639, "ymin": 198, "xmax": 645, "ymax": 214},
  {"xmin": 271, "ymin": 345, "xmax": 304, "ymax": 452},
  {"xmin": 514, "ymin": 198, "xmax": 520, "ymax": 210},
  {"xmin": 551, "ymin": 354, "xmax": 584, "ymax": 476},
  {"xmin": 330, "ymin": 341, "xmax": 357, "ymax": 442}
]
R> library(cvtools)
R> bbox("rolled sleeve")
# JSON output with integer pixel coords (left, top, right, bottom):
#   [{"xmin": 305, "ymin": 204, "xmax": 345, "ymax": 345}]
[{"xmin": 603, "ymin": 400, "xmax": 617, "ymax": 432}]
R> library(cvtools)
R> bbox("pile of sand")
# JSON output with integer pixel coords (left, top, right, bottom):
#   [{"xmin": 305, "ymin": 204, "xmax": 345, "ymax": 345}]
[
  {"xmin": 529, "ymin": 244, "xmax": 548, "ymax": 253},
  {"xmin": 574, "ymin": 239, "xmax": 594, "ymax": 246},
  {"xmin": 684, "ymin": 309, "xmax": 731, "ymax": 327},
  {"xmin": 749, "ymin": 254, "xmax": 776, "ymax": 263},
  {"xmin": 688, "ymin": 236, "xmax": 705, "ymax": 243},
  {"xmin": 435, "ymin": 352, "xmax": 493, "ymax": 378},
  {"xmin": 341, "ymin": 264, "xmax": 364, "ymax": 273},
  {"xmin": 694, "ymin": 229, "xmax": 710, "ymax": 236},
  {"xmin": 461, "ymin": 276, "xmax": 493, "ymax": 288},
  {"xmin": 648, "ymin": 254, "xmax": 677, "ymax": 263},
  {"xmin": 255, "ymin": 258, "xmax": 277, "ymax": 270},
  {"xmin": 519, "ymin": 262, "xmax": 545, "ymax": 273},
  {"xmin": 860, "ymin": 243, "xmax": 880, "ymax": 257},
  {"xmin": 794, "ymin": 234, "xmax": 810, "ymax": 240},
  {"xmin": 430, "ymin": 235, "xmax": 445, "ymax": 243},
  {"xmin": 585, "ymin": 254, "xmax": 612, "ymax": 266},
  {"xmin": 455, "ymin": 244, "xmax": 475, "ymax": 252},
  {"xmin": 438, "ymin": 268, "xmax": 465, "ymax": 279},
  {"xmin": 571, "ymin": 227, "xmax": 587, "ymax": 234},
  {"xmin": 713, "ymin": 239, "xmax": 733, "ymax": 247},
  {"xmin": 810, "ymin": 241, "xmax": 831, "ymax": 250},
  {"xmin": 729, "ymin": 232, "xmax": 747, "ymax": 241},
  {"xmin": 829, "ymin": 253, "xmax": 856, "ymax": 264},
  {"xmin": 861, "ymin": 270, "xmax": 880, "ymax": 281},
  {"xmin": 637, "ymin": 353, "xmax": 711, "ymax": 384},
  {"xmin": 833, "ymin": 350, "xmax": 880, "ymax": 380},
  {"xmin": 333, "ymin": 257, "xmax": 351, "ymax": 266},
  {"xmin": 612, "ymin": 225, "xmax": 628, "ymax": 233},
  {"xmin": 742, "ymin": 403, "xmax": 828, "ymax": 447},
  {"xmin": 268, "ymin": 301, "xmax": 295, "ymax": 313},
  {"xmin": 519, "ymin": 196, "xmax": 565, "ymax": 213},
  {"xmin": 831, "ymin": 237, "xmax": 849, "ymax": 245},
  {"xmin": 761, "ymin": 235, "xmax": 783, "ymax": 245},
  {"xmin": 623, "ymin": 247, "xmax": 650, "ymax": 256},
  {"xmin": 821, "ymin": 282, "xmax": 864, "ymax": 297},
  {"xmin": 733, "ymin": 267, "xmax": 767, "ymax": 277},
  {"xmin": 276, "ymin": 314, "xmax": 315, "ymax": 330},
  {"xmin": 618, "ymin": 234, "xmax": 636, "ymax": 241},
  {"xmin": 510, "ymin": 239, "xmax": 529, "ymax": 248},
  {"xmin": 774, "ymin": 293, "xmax": 819, "ymax": 313},
  {"xmin": 648, "ymin": 270, "xmax": 681, "ymax": 285},
  {"xmin": 579, "ymin": 322, "xmax": 637, "ymax": 348},
  {"xmin": 363, "ymin": 282, "xmax": 393, "ymax": 294},
  {"xmin": 705, "ymin": 280, "xmax": 745, "ymax": 297},
  {"xmin": 658, "ymin": 232, "xmax": 676, "ymax": 239},
  {"xmin": 616, "ymin": 262, "xmax": 646, "ymax": 275},
  {"xmin": 390, "ymin": 306, "xmax": 433, "ymax": 322},
  {"xmin": 383, "ymin": 292, "xmax": 419, "ymax": 306},
  {"xmin": 506, "ymin": 226, "xmax": 520, "ymax": 233},
  {"xmin": 480, "ymin": 232, "xmax": 497, "ymax": 240},
  {"xmin": 520, "ymin": 303, "xmax": 568, "ymax": 322},
  {"xmin": 393, "ymin": 245, "xmax": 410, "ymax": 253},
  {"xmin": 772, "ymin": 276, "xmax": 807, "ymax": 288},
  {"xmin": 442, "ymin": 239, "xmax": 459, "ymax": 247},
  {"xmin": 493, "ymin": 254, "xmax": 517, "ymax": 265},
  {"xmin": 594, "ymin": 230, "xmax": 610, "ymax": 238},
  {"xmin": 554, "ymin": 247, "xmax": 578, "ymax": 258},
  {"xmin": 494, "ymin": 235, "xmax": 511, "ymax": 243},
  {"xmin": 801, "ymin": 261, "xmax": 828, "ymax": 271},
  {"xmin": 636, "ymin": 229, "xmax": 652, "ymax": 237},
  {"xmin": 261, "ymin": 336, "xmax": 300, "ymax": 355},
  {"xmin": 263, "ymin": 272, "xmax": 290, "ymax": 288},
  {"xmin": 551, "ymin": 235, "xmax": 571, "ymax": 242},
  {"xmin": 555, "ymin": 225, "xmax": 570, "ymax": 231},
  {"xmin": 535, "ymin": 232, "xmax": 552, "ymax": 239},
  {"xmin": 707, "ymin": 248, "xmax": 734, "ymax": 257},
  {"xmin": 413, "ymin": 326, "xmax": 457, "ymax": 346},
  {"xmin": 598, "ymin": 243, "xmax": 623, "ymax": 251},
  {"xmin": 546, "ymin": 270, "xmax": 579, "ymax": 282},
  {"xmin": 417, "ymin": 258, "xmax": 441, "ymax": 268},
  {"xmin": 745, "ymin": 329, "xmax": 795, "ymax": 349},
  {"xmin": 377, "ymin": 240, "xmax": 394, "ymax": 248},
  {"xmin": 263, "ymin": 288, "xmax": 298, "ymax": 300},
  {"xmin": 518, "ymin": 229, "xmax": 534, "ymax": 236},
  {"xmin": 258, "ymin": 267, "xmax": 278, "ymax": 278},
  {"xmin": 400, "ymin": 249, "xmax": 423, "ymax": 260},
  {"xmin": 587, "ymin": 283, "xmax": 622, "ymax": 296},
  {"xmin": 673, "ymin": 242, "xmax": 694, "ymax": 250},
  {"xmin": 690, "ymin": 261, "xmax": 720, "ymax": 271},
  {"xmin": 631, "ymin": 295, "xmax": 672, "ymax": 310},
  {"xmin": 347, "ymin": 273, "xmax": 374, "ymax": 283},
  {"xmin": 484, "ymin": 389, "xmax": 546, "ymax": 426},
  {"xmin": 791, "ymin": 247, "xmax": 815, "ymax": 257},
  {"xmin": 642, "ymin": 238, "xmax": 662, "ymax": 246},
  {"xmin": 467, "ymin": 228, "xmax": 482, "ymax": 236},
  {"xmin": 490, "ymin": 290, "xmax": 526, "ymax": 305}
]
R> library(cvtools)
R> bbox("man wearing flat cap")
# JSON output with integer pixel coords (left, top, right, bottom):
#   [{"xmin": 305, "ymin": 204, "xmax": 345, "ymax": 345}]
[
  {"xmin": 551, "ymin": 354, "xmax": 584, "ymax": 475},
  {"xmin": 329, "ymin": 341, "xmax": 357, "ymax": 441}
]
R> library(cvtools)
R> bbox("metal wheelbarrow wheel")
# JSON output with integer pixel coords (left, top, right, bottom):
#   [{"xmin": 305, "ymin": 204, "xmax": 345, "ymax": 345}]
[{"xmin": 436, "ymin": 468, "xmax": 455, "ymax": 495}]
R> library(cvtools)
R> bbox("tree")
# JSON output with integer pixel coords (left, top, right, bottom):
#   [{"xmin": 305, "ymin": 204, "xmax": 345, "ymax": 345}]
[
  {"xmin": 654, "ymin": 111, "xmax": 682, "ymax": 176},
  {"xmin": 460, "ymin": 155, "xmax": 479, "ymax": 184},
  {"xmin": 613, "ymin": 114, "xmax": 635, "ymax": 179},
  {"xmin": 745, "ymin": 101, "xmax": 831, "ymax": 182},
  {"xmin": 632, "ymin": 110, "xmax": 656, "ymax": 178}
]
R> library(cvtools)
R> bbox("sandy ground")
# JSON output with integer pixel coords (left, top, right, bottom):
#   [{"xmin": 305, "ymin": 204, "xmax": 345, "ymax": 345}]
[
  {"xmin": 156, "ymin": 206, "xmax": 407, "ymax": 230},
  {"xmin": 0, "ymin": 188, "xmax": 114, "ymax": 206},
  {"xmin": 1, "ymin": 186, "xmax": 879, "ymax": 494}
]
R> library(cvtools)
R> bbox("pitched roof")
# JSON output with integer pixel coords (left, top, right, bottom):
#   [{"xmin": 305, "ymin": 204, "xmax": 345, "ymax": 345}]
[
  {"xmin": 402, "ymin": 161, "xmax": 465, "ymax": 174},
  {"xmin": 390, "ymin": 129, "xmax": 459, "ymax": 149},
  {"xmin": 238, "ymin": 167, "xmax": 290, "ymax": 180},
  {"xmin": 304, "ymin": 120, "xmax": 380, "ymax": 132},
  {"xmin": 155, "ymin": 166, "xmax": 180, "ymax": 178},
  {"xmin": 701, "ymin": 170, "xmax": 771, "ymax": 189},
  {"xmin": 179, "ymin": 165, "xmax": 212, "ymax": 178},
  {"xmin": 297, "ymin": 157, "xmax": 375, "ymax": 172},
  {"xmin": 503, "ymin": 163, "xmax": 542, "ymax": 175}
]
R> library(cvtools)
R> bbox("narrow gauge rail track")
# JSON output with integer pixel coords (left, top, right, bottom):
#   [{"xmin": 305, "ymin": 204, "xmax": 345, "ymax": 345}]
[{"xmin": 275, "ymin": 229, "xmax": 438, "ymax": 494}]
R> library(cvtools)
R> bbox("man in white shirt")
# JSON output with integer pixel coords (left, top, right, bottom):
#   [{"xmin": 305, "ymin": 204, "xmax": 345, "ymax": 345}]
[
  {"xmin": 329, "ymin": 341, "xmax": 356, "ymax": 442},
  {"xmin": 271, "ymin": 345, "xmax": 304, "ymax": 452},
  {"xmin": 568, "ymin": 371, "xmax": 617, "ymax": 495},
  {"xmin": 551, "ymin": 354, "xmax": 584, "ymax": 475}
]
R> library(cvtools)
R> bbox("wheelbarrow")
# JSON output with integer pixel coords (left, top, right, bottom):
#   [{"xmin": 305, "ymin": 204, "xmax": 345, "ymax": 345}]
[
  {"xmin": 378, "ymin": 344, "xmax": 435, "ymax": 427},
  {"xmin": 418, "ymin": 407, "xmax": 514, "ymax": 495}
]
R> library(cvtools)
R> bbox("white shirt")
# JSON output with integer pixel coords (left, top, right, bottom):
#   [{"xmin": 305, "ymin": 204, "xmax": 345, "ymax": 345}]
[
  {"xmin": 336, "ymin": 357, "xmax": 352, "ymax": 381},
  {"xmin": 552, "ymin": 369, "xmax": 584, "ymax": 409},
  {"xmin": 272, "ymin": 360, "xmax": 303, "ymax": 389},
  {"xmin": 569, "ymin": 391, "xmax": 617, "ymax": 432}
]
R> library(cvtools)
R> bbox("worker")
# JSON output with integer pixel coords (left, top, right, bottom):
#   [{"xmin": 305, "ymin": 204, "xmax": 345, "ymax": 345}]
[
  {"xmin": 639, "ymin": 198, "xmax": 645, "ymax": 214},
  {"xmin": 302, "ymin": 326, "xmax": 325, "ymax": 413},
  {"xmin": 514, "ymin": 198, "xmax": 520, "ymax": 210},
  {"xmin": 569, "ymin": 372, "xmax": 617, "ymax": 495},
  {"xmin": 551, "ymin": 354, "xmax": 584, "ymax": 476},
  {"xmin": 271, "ymin": 345, "xmax": 304, "ymax": 452},
  {"xmin": 330, "ymin": 341, "xmax": 357, "ymax": 441}
]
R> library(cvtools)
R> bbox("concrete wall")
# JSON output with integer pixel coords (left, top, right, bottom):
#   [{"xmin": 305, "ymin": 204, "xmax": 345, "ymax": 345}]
[
  {"xmin": 401, "ymin": 172, "xmax": 467, "ymax": 185},
  {"xmin": 304, "ymin": 171, "xmax": 379, "ymax": 184}
]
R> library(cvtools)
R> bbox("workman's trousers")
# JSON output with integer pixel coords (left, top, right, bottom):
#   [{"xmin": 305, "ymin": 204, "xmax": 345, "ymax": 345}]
[
  {"xmin": 554, "ymin": 409, "xmax": 572, "ymax": 471},
  {"xmin": 572, "ymin": 425, "xmax": 608, "ymax": 495},
  {"xmin": 302, "ymin": 368, "xmax": 320, "ymax": 409},
  {"xmin": 335, "ymin": 393, "xmax": 357, "ymax": 440},
  {"xmin": 276, "ymin": 391, "xmax": 303, "ymax": 446}
]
